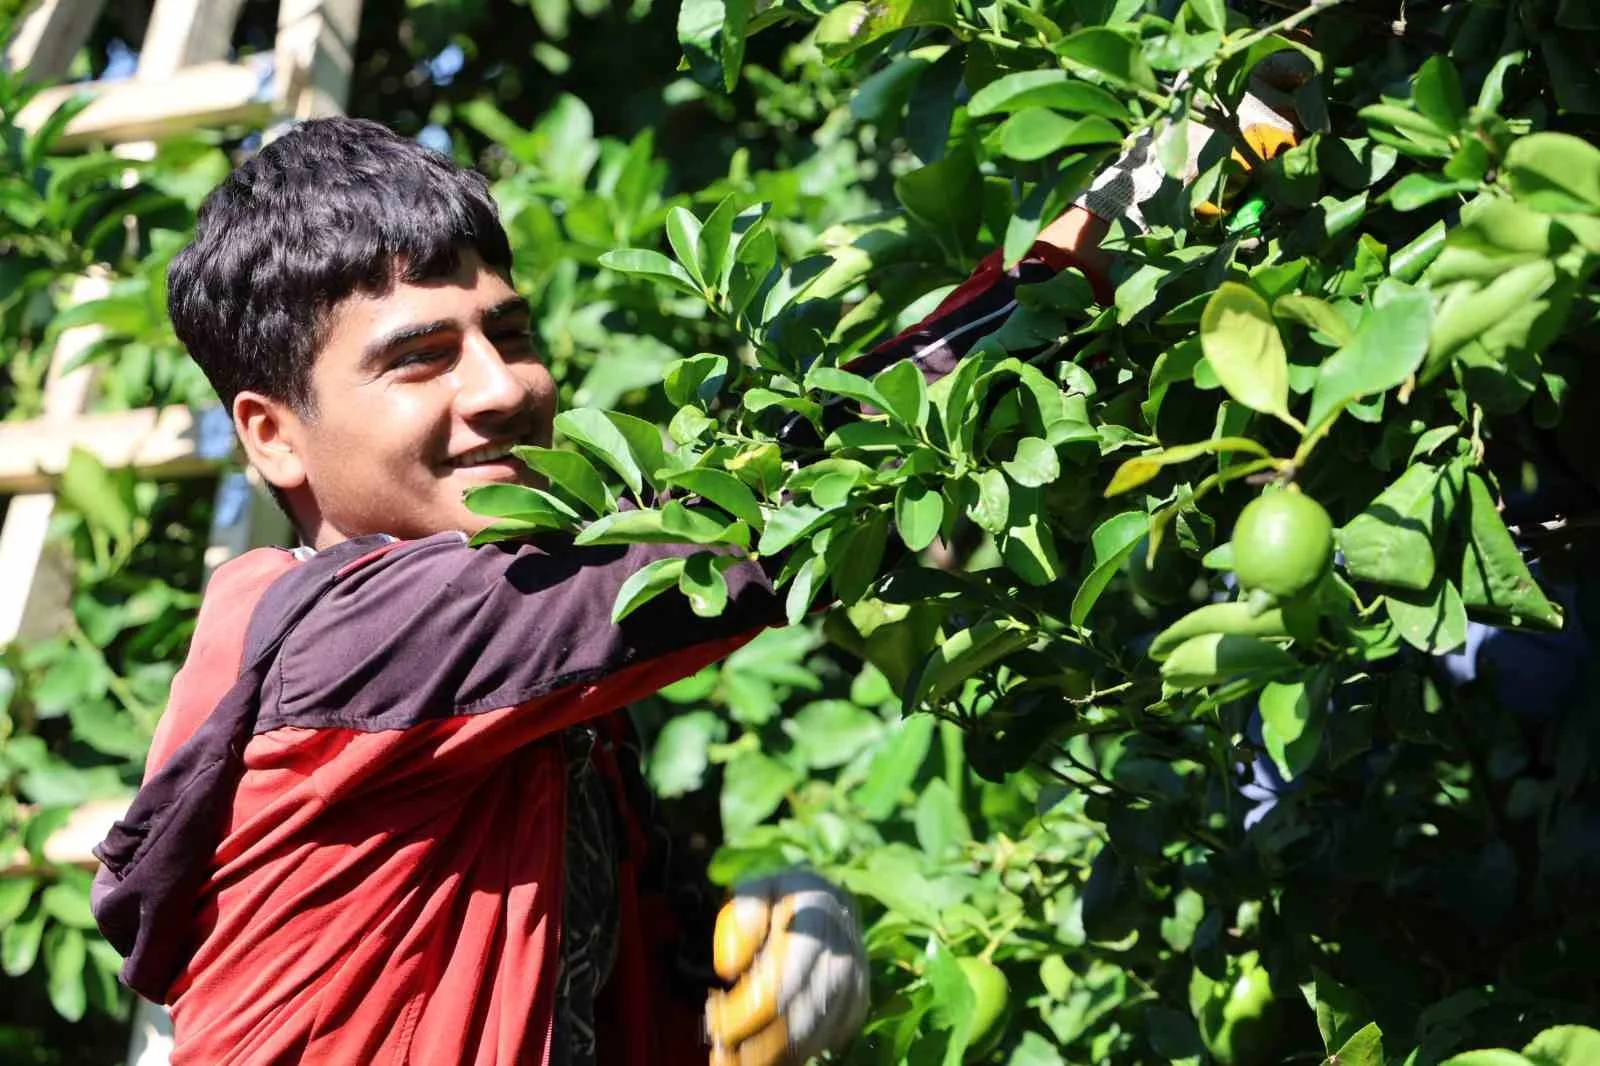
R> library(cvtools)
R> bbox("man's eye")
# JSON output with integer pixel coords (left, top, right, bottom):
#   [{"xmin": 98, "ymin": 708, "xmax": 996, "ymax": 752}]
[
  {"xmin": 493, "ymin": 330, "xmax": 538, "ymax": 356},
  {"xmin": 389, "ymin": 349, "xmax": 452, "ymax": 374}
]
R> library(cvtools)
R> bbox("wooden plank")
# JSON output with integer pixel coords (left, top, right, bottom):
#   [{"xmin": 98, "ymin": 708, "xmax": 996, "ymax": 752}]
[
  {"xmin": 3, "ymin": 0, "xmax": 106, "ymax": 83},
  {"xmin": 13, "ymin": 57, "xmax": 276, "ymax": 148},
  {"xmin": 0, "ymin": 404, "xmax": 235, "ymax": 495},
  {"xmin": 138, "ymin": 0, "xmax": 248, "ymax": 81},
  {"xmin": 274, "ymin": 0, "xmax": 364, "ymax": 118},
  {"xmin": 1, "ymin": 798, "xmax": 126, "ymax": 871},
  {"xmin": 0, "ymin": 273, "xmax": 107, "ymax": 646}
]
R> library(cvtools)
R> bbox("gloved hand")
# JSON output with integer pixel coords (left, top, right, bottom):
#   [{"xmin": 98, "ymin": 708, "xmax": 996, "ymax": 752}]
[
  {"xmin": 704, "ymin": 870, "xmax": 869, "ymax": 1066},
  {"xmin": 1075, "ymin": 48, "xmax": 1320, "ymax": 230}
]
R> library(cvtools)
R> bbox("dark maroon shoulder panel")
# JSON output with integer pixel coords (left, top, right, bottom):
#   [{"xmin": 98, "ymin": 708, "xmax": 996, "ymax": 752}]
[
  {"xmin": 91, "ymin": 535, "xmax": 395, "ymax": 1000},
  {"xmin": 260, "ymin": 533, "xmax": 779, "ymax": 732}
]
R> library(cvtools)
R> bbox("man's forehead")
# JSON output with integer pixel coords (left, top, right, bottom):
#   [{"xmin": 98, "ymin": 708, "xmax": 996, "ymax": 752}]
[{"xmin": 323, "ymin": 257, "xmax": 523, "ymax": 347}]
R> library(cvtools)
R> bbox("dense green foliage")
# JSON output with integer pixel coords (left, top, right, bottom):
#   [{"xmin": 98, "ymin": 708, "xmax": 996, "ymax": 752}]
[{"xmin": 3, "ymin": 0, "xmax": 1599, "ymax": 1063}]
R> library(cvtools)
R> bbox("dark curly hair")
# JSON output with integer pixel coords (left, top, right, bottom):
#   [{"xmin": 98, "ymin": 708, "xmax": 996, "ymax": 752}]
[{"xmin": 168, "ymin": 117, "xmax": 513, "ymax": 413}]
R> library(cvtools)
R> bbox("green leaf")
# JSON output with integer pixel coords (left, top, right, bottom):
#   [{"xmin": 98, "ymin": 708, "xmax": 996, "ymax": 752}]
[
  {"xmin": 1312, "ymin": 970, "xmax": 1377, "ymax": 1053},
  {"xmin": 854, "ymin": 715, "xmax": 936, "ymax": 820},
  {"xmin": 0, "ymin": 878, "xmax": 36, "ymax": 928},
  {"xmin": 602, "ymin": 412, "xmax": 668, "ymax": 491},
  {"xmin": 914, "ymin": 778, "xmax": 971, "ymax": 857},
  {"xmin": 1259, "ymin": 675, "xmax": 1325, "ymax": 780},
  {"xmin": 660, "ymin": 501, "xmax": 741, "ymax": 545},
  {"xmin": 1070, "ymin": 511, "xmax": 1147, "ymax": 626},
  {"xmin": 873, "ymin": 359, "xmax": 929, "ymax": 430},
  {"xmin": 597, "ymin": 248, "xmax": 702, "ymax": 297},
  {"xmin": 556, "ymin": 408, "xmax": 646, "ymax": 497},
  {"xmin": 679, "ymin": 552, "xmax": 730, "ymax": 617},
  {"xmin": 665, "ymin": 206, "xmax": 705, "ymax": 286},
  {"xmin": 720, "ymin": 751, "xmax": 801, "ymax": 835},
  {"xmin": 39, "ymin": 882, "xmax": 94, "ymax": 930},
  {"xmin": 827, "ymin": 510, "xmax": 889, "ymax": 604},
  {"xmin": 1000, "ymin": 485, "xmax": 1064, "ymax": 587},
  {"xmin": 1052, "ymin": 27, "xmax": 1157, "ymax": 92},
  {"xmin": 1328, "ymin": 1022, "xmax": 1386, "ymax": 1066},
  {"xmin": 1391, "ymin": 221, "xmax": 1448, "ymax": 282},
  {"xmin": 1274, "ymin": 295, "xmax": 1356, "ymax": 346},
  {"xmin": 910, "ymin": 613, "xmax": 1032, "ymax": 709},
  {"xmin": 1339, "ymin": 463, "xmax": 1444, "ymax": 591},
  {"xmin": 1523, "ymin": 1025, "xmax": 1600, "ymax": 1066},
  {"xmin": 664, "ymin": 468, "xmax": 764, "ymax": 529},
  {"xmin": 814, "ymin": 0, "xmax": 957, "ymax": 57},
  {"xmin": 1458, "ymin": 472, "xmax": 1563, "ymax": 628},
  {"xmin": 807, "ymin": 365, "xmax": 886, "ymax": 410},
  {"xmin": 43, "ymin": 925, "xmax": 86, "ymax": 1022},
  {"xmin": 575, "ymin": 508, "xmax": 673, "ymax": 546},
  {"xmin": 895, "ymin": 481, "xmax": 945, "ymax": 552},
  {"xmin": 966, "ymin": 71, "xmax": 1130, "ymax": 120},
  {"xmin": 1187, "ymin": 0, "xmax": 1226, "ymax": 32},
  {"xmin": 1388, "ymin": 173, "xmax": 1476, "ymax": 211},
  {"xmin": 787, "ymin": 699, "xmax": 884, "ymax": 769},
  {"xmin": 999, "ymin": 110, "xmax": 1121, "ymax": 161},
  {"xmin": 58, "ymin": 447, "xmax": 137, "ymax": 547},
  {"xmin": 662, "ymin": 353, "xmax": 729, "ymax": 407},
  {"xmin": 1308, "ymin": 281, "xmax": 1432, "ymax": 431},
  {"xmin": 648, "ymin": 711, "xmax": 725, "ymax": 797},
  {"xmin": 1200, "ymin": 283, "xmax": 1293, "ymax": 424},
  {"xmin": 759, "ymin": 503, "xmax": 830, "ymax": 555},
  {"xmin": 923, "ymin": 936, "xmax": 978, "ymax": 1059},
  {"xmin": 1105, "ymin": 437, "xmax": 1270, "ymax": 496},
  {"xmin": 894, "ymin": 146, "xmax": 982, "ymax": 261},
  {"xmin": 612, "ymin": 556, "xmax": 686, "ymax": 622},
  {"xmin": 1385, "ymin": 576, "xmax": 1468, "ymax": 654},
  {"xmin": 1412, "ymin": 55, "xmax": 1467, "ymax": 131},
  {"xmin": 1160, "ymin": 633, "xmax": 1298, "ymax": 689},
  {"xmin": 1357, "ymin": 104, "xmax": 1452, "ymax": 156},
  {"xmin": 1002, "ymin": 437, "xmax": 1060, "ymax": 489},
  {"xmin": 511, "ymin": 446, "xmax": 613, "ymax": 517},
  {"xmin": 2, "ymin": 901, "xmax": 43, "ymax": 977},
  {"xmin": 969, "ymin": 469, "xmax": 1011, "ymax": 533},
  {"xmin": 463, "ymin": 483, "xmax": 581, "ymax": 524},
  {"xmin": 1504, "ymin": 132, "xmax": 1600, "ymax": 211}
]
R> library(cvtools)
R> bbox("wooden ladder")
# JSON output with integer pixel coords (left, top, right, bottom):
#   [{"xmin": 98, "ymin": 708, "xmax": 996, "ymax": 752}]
[{"xmin": 1, "ymin": 1, "xmax": 365, "ymax": 1060}]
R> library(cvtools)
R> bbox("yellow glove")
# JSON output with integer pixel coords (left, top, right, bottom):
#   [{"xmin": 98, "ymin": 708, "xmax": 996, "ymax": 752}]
[
  {"xmin": 1075, "ymin": 49, "xmax": 1317, "ymax": 229},
  {"xmin": 705, "ymin": 871, "xmax": 869, "ymax": 1066}
]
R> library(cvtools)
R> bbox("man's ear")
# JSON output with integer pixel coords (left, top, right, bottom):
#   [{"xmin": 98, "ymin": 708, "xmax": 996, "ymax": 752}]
[{"xmin": 233, "ymin": 391, "xmax": 308, "ymax": 492}]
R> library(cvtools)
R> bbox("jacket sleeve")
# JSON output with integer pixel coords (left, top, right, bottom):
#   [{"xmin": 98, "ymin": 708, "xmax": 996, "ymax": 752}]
[
  {"xmin": 262, "ymin": 532, "xmax": 779, "ymax": 746},
  {"xmin": 846, "ymin": 242, "xmax": 1109, "ymax": 380}
]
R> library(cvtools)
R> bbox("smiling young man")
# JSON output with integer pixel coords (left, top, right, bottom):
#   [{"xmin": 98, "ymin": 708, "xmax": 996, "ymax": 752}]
[{"xmin": 87, "ymin": 90, "xmax": 1301, "ymax": 1063}]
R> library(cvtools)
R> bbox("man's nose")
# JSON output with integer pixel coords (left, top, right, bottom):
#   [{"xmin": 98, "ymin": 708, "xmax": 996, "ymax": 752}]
[{"xmin": 453, "ymin": 333, "xmax": 526, "ymax": 420}]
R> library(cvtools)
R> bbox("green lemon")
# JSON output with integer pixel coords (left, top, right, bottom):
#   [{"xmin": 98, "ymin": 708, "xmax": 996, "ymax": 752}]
[
  {"xmin": 1231, "ymin": 491, "xmax": 1334, "ymax": 598},
  {"xmin": 957, "ymin": 956, "xmax": 1011, "ymax": 1060},
  {"xmin": 1188, "ymin": 952, "xmax": 1282, "ymax": 1065}
]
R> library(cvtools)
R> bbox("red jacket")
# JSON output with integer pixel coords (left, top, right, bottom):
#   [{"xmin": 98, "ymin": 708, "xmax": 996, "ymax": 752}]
[{"xmin": 91, "ymin": 246, "xmax": 1099, "ymax": 1065}]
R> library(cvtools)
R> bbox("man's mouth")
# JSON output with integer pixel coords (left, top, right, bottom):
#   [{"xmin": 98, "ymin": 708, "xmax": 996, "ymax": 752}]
[{"xmin": 448, "ymin": 441, "xmax": 521, "ymax": 467}]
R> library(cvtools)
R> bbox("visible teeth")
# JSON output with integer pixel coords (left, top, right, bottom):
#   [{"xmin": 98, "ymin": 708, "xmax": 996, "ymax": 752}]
[{"xmin": 454, "ymin": 443, "xmax": 515, "ymax": 466}]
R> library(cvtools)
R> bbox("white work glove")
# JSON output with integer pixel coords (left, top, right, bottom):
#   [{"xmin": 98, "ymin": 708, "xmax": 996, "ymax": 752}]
[
  {"xmin": 1075, "ymin": 49, "xmax": 1317, "ymax": 230},
  {"xmin": 705, "ymin": 870, "xmax": 870, "ymax": 1066}
]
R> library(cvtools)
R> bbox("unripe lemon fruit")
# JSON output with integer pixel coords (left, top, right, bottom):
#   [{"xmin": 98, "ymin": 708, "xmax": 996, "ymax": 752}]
[{"xmin": 1231, "ymin": 491, "xmax": 1333, "ymax": 598}]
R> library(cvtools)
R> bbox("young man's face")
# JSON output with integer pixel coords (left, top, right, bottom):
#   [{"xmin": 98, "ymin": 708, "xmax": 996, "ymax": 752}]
[{"xmin": 261, "ymin": 249, "xmax": 557, "ymax": 547}]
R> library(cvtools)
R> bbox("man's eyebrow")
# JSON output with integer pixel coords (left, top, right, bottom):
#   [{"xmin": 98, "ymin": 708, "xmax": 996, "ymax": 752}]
[
  {"xmin": 481, "ymin": 295, "xmax": 532, "ymax": 325},
  {"xmin": 359, "ymin": 319, "xmax": 453, "ymax": 371}
]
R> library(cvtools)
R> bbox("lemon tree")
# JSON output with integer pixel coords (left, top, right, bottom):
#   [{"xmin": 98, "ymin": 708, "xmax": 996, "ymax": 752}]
[{"xmin": 501, "ymin": 0, "xmax": 1600, "ymax": 1061}]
